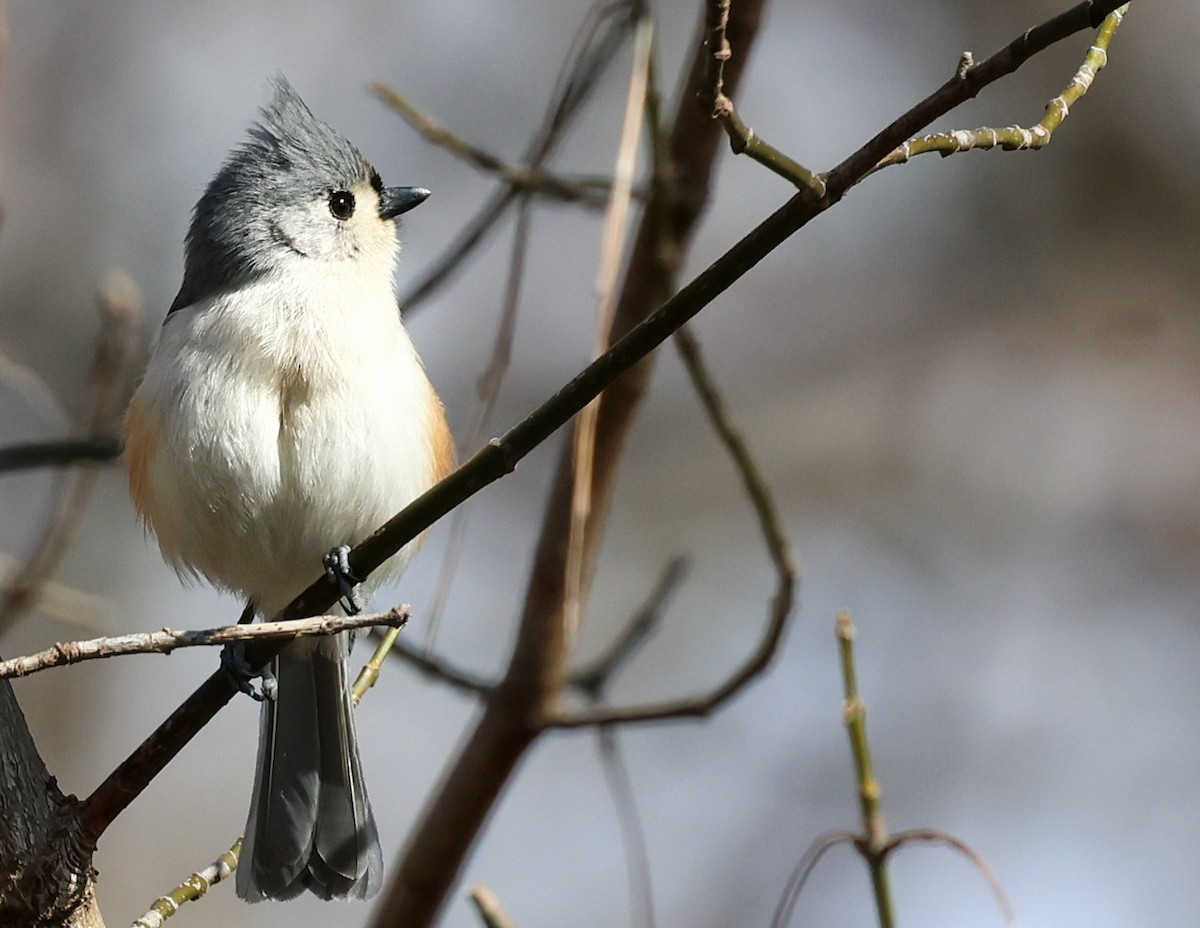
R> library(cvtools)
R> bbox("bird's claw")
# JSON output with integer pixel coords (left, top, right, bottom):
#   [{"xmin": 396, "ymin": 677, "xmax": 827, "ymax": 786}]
[
  {"xmin": 221, "ymin": 642, "xmax": 274, "ymax": 702},
  {"xmin": 323, "ymin": 544, "xmax": 364, "ymax": 615}
]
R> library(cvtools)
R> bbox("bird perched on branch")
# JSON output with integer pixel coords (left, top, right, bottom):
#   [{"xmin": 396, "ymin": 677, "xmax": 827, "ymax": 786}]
[{"xmin": 123, "ymin": 76, "xmax": 453, "ymax": 901}]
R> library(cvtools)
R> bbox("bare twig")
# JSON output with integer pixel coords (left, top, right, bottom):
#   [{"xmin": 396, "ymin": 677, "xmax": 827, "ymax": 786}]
[
  {"xmin": 82, "ymin": 0, "xmax": 1128, "ymax": 883},
  {"xmin": 0, "ymin": 437, "xmax": 122, "ymax": 474},
  {"xmin": 770, "ymin": 830, "xmax": 859, "ymax": 928},
  {"xmin": 373, "ymin": 83, "xmax": 612, "ymax": 207},
  {"xmin": 549, "ymin": 325, "xmax": 796, "ymax": 728},
  {"xmin": 873, "ymin": 5, "xmax": 1128, "ymax": 172},
  {"xmin": 399, "ymin": 0, "xmax": 638, "ymax": 312},
  {"xmin": 596, "ymin": 727, "xmax": 656, "ymax": 928},
  {"xmin": 469, "ymin": 885, "xmax": 519, "ymax": 928},
  {"xmin": 0, "ymin": 272, "xmax": 145, "ymax": 634},
  {"xmin": 387, "ymin": 637, "xmax": 496, "ymax": 698},
  {"xmin": 421, "ymin": 197, "xmax": 534, "ymax": 647},
  {"xmin": 702, "ymin": 0, "xmax": 825, "ymax": 194},
  {"xmin": 0, "ymin": 608, "xmax": 409, "ymax": 680},
  {"xmin": 836, "ymin": 610, "xmax": 896, "ymax": 928},
  {"xmin": 883, "ymin": 829, "xmax": 1018, "ymax": 927},
  {"xmin": 828, "ymin": 0, "xmax": 1131, "ymax": 193},
  {"xmin": 570, "ymin": 555, "xmax": 689, "ymax": 696},
  {"xmin": 567, "ymin": 10, "xmax": 655, "ymax": 638},
  {"xmin": 129, "ymin": 840, "xmax": 239, "ymax": 928}
]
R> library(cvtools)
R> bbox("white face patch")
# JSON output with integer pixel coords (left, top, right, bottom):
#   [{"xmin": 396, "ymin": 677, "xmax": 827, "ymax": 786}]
[{"xmin": 270, "ymin": 181, "xmax": 398, "ymax": 268}]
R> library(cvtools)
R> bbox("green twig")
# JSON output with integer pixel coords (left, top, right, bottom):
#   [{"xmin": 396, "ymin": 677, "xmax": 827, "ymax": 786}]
[
  {"xmin": 129, "ymin": 841, "xmax": 239, "ymax": 927},
  {"xmin": 701, "ymin": 0, "xmax": 825, "ymax": 195},
  {"xmin": 873, "ymin": 4, "xmax": 1128, "ymax": 171},
  {"xmin": 837, "ymin": 610, "xmax": 895, "ymax": 928}
]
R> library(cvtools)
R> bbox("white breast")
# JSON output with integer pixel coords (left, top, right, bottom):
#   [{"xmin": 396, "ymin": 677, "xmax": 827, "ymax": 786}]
[{"xmin": 130, "ymin": 263, "xmax": 442, "ymax": 616}]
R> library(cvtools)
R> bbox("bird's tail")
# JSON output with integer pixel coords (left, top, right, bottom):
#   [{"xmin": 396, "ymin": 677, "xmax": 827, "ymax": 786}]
[{"xmin": 236, "ymin": 633, "xmax": 382, "ymax": 902}]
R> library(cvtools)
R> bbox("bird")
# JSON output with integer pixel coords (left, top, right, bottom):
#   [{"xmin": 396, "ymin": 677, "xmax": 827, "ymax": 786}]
[{"xmin": 122, "ymin": 76, "xmax": 454, "ymax": 902}]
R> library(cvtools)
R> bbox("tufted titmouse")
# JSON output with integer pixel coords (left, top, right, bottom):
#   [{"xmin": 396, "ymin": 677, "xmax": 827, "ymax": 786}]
[{"xmin": 122, "ymin": 77, "xmax": 453, "ymax": 901}]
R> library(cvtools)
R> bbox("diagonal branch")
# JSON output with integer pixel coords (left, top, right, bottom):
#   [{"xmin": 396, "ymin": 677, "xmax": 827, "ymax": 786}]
[
  {"xmin": 372, "ymin": 82, "xmax": 613, "ymax": 207},
  {"xmin": 548, "ymin": 324, "xmax": 797, "ymax": 729},
  {"xmin": 79, "ymin": 0, "xmax": 1129, "ymax": 875}
]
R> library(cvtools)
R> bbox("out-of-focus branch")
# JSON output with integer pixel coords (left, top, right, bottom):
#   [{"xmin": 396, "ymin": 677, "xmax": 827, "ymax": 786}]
[
  {"xmin": 373, "ymin": 83, "xmax": 613, "ymax": 207},
  {"xmin": 0, "ymin": 608, "xmax": 409, "ymax": 680},
  {"xmin": 770, "ymin": 830, "xmax": 858, "ymax": 928},
  {"xmin": 387, "ymin": 638, "xmax": 497, "ymax": 698},
  {"xmin": 79, "ymin": 0, "xmax": 1129, "ymax": 896},
  {"xmin": 566, "ymin": 9, "xmax": 655, "ymax": 638},
  {"xmin": 399, "ymin": 0, "xmax": 639, "ymax": 313},
  {"xmin": 882, "ymin": 829, "xmax": 1017, "ymax": 927},
  {"xmin": 0, "ymin": 272, "xmax": 145, "ymax": 636},
  {"xmin": 0, "ymin": 438, "xmax": 122, "ymax": 474},
  {"xmin": 569, "ymin": 555, "xmax": 689, "ymax": 697},
  {"xmin": 469, "ymin": 885, "xmax": 520, "ymax": 928},
  {"xmin": 0, "ymin": 341, "xmax": 70, "ymax": 427},
  {"xmin": 421, "ymin": 196, "xmax": 534, "ymax": 646},
  {"xmin": 549, "ymin": 324, "xmax": 796, "ymax": 729}
]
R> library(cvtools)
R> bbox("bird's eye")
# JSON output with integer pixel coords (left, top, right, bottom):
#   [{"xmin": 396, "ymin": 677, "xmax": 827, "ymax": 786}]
[{"xmin": 329, "ymin": 190, "xmax": 356, "ymax": 221}]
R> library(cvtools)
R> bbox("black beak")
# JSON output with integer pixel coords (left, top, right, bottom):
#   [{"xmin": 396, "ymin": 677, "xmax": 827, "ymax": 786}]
[{"xmin": 378, "ymin": 186, "xmax": 431, "ymax": 220}]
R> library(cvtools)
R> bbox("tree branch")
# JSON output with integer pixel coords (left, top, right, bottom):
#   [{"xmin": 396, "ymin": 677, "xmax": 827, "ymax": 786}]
[
  {"xmin": 872, "ymin": 5, "xmax": 1128, "ymax": 172},
  {"xmin": 76, "ymin": 0, "xmax": 1129, "ymax": 893},
  {"xmin": 548, "ymin": 324, "xmax": 796, "ymax": 729},
  {"xmin": 0, "ymin": 437, "xmax": 122, "ymax": 474},
  {"xmin": 0, "ymin": 608, "xmax": 409, "ymax": 680},
  {"xmin": 0, "ymin": 272, "xmax": 145, "ymax": 634}
]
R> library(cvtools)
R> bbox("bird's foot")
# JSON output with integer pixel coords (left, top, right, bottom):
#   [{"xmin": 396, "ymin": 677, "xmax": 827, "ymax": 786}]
[
  {"xmin": 220, "ymin": 642, "xmax": 275, "ymax": 702},
  {"xmin": 323, "ymin": 544, "xmax": 364, "ymax": 615}
]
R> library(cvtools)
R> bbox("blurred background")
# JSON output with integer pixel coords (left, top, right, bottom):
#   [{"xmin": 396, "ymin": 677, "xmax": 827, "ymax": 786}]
[{"xmin": 1, "ymin": 1, "xmax": 1197, "ymax": 926}]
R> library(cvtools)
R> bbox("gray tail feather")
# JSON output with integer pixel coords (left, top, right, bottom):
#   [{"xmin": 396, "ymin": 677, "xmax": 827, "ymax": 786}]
[{"xmin": 236, "ymin": 633, "xmax": 383, "ymax": 902}]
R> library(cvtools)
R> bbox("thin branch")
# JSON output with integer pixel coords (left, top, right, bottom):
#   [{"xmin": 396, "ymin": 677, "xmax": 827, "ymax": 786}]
[
  {"xmin": 469, "ymin": 885, "xmax": 520, "ymax": 928},
  {"xmin": 0, "ymin": 608, "xmax": 409, "ymax": 680},
  {"xmin": 0, "ymin": 437, "xmax": 122, "ymax": 474},
  {"xmin": 883, "ymin": 829, "xmax": 1019, "ymax": 928},
  {"xmin": 372, "ymin": 83, "xmax": 612, "ymax": 207},
  {"xmin": 567, "ymin": 10, "xmax": 655, "ymax": 639},
  {"xmin": 548, "ymin": 325, "xmax": 797, "ymax": 728},
  {"xmin": 129, "ymin": 840, "xmax": 239, "ymax": 928},
  {"xmin": 569, "ymin": 555, "xmax": 689, "ymax": 696},
  {"xmin": 873, "ymin": 4, "xmax": 1128, "ymax": 172},
  {"xmin": 596, "ymin": 727, "xmax": 656, "ymax": 928},
  {"xmin": 770, "ymin": 830, "xmax": 859, "ymax": 928},
  {"xmin": 422, "ymin": 196, "xmax": 535, "ymax": 647},
  {"xmin": 827, "ymin": 0, "xmax": 1132, "ymax": 194},
  {"xmin": 837, "ymin": 610, "xmax": 895, "ymax": 928},
  {"xmin": 371, "ymin": 3, "xmax": 770, "ymax": 923},
  {"xmin": 83, "ymin": 0, "xmax": 1127, "ymax": 872},
  {"xmin": 399, "ymin": 0, "xmax": 638, "ymax": 313},
  {"xmin": 0, "ymin": 551, "xmax": 111, "ymax": 633},
  {"xmin": 0, "ymin": 274, "xmax": 145, "ymax": 635},
  {"xmin": 387, "ymin": 637, "xmax": 497, "ymax": 698},
  {"xmin": 701, "ymin": 0, "xmax": 825, "ymax": 194}
]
